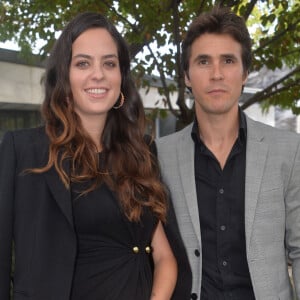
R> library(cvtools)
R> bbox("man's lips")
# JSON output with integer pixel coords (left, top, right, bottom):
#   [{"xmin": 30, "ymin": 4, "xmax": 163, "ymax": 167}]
[{"xmin": 207, "ymin": 88, "xmax": 226, "ymax": 94}]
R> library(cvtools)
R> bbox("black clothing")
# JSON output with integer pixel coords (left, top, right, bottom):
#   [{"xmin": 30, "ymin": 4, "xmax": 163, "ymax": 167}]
[
  {"xmin": 192, "ymin": 110, "xmax": 255, "ymax": 300},
  {"xmin": 70, "ymin": 160, "xmax": 157, "ymax": 299}
]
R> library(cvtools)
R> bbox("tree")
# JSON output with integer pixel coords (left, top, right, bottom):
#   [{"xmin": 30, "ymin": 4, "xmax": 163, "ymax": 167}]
[{"xmin": 1, "ymin": 0, "xmax": 299, "ymax": 128}]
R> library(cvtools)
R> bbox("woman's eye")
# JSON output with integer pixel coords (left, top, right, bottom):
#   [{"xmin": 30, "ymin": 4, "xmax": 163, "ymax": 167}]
[
  {"xmin": 76, "ymin": 61, "xmax": 89, "ymax": 68},
  {"xmin": 104, "ymin": 61, "xmax": 117, "ymax": 68}
]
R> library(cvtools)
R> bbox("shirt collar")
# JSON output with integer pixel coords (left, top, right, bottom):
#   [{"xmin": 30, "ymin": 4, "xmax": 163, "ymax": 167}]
[{"xmin": 191, "ymin": 107, "xmax": 247, "ymax": 145}]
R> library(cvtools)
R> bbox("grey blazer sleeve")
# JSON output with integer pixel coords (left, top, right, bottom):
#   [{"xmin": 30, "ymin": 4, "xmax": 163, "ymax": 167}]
[{"xmin": 285, "ymin": 139, "xmax": 300, "ymax": 298}]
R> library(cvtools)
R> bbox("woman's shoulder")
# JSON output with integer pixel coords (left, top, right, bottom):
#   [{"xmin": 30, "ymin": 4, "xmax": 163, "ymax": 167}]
[
  {"xmin": 6, "ymin": 125, "xmax": 45, "ymax": 139},
  {"xmin": 1, "ymin": 126, "xmax": 48, "ymax": 149}
]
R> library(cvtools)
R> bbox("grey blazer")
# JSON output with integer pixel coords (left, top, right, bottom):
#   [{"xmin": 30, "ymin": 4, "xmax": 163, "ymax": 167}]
[{"xmin": 156, "ymin": 116, "xmax": 300, "ymax": 300}]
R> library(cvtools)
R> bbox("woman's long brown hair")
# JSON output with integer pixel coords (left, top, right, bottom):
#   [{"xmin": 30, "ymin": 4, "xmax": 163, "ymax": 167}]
[{"xmin": 32, "ymin": 12, "xmax": 167, "ymax": 222}]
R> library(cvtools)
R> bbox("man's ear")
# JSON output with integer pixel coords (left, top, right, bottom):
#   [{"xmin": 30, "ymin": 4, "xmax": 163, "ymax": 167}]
[
  {"xmin": 184, "ymin": 72, "xmax": 191, "ymax": 88},
  {"xmin": 242, "ymin": 71, "xmax": 248, "ymax": 86}
]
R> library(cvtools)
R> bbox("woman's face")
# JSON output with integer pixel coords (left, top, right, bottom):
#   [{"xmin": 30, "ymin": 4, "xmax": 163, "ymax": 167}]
[{"xmin": 69, "ymin": 28, "xmax": 122, "ymax": 126}]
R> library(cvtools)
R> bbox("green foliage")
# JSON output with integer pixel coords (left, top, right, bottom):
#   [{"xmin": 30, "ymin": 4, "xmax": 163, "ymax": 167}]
[{"xmin": 1, "ymin": 0, "xmax": 299, "ymax": 126}]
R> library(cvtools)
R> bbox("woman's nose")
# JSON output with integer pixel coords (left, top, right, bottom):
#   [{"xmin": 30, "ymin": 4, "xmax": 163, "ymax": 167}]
[{"xmin": 92, "ymin": 65, "xmax": 104, "ymax": 80}]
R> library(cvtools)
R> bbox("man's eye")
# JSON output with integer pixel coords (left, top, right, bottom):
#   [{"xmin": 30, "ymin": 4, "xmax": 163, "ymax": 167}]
[
  {"xmin": 200, "ymin": 59, "xmax": 208, "ymax": 65},
  {"xmin": 225, "ymin": 58, "xmax": 234, "ymax": 64}
]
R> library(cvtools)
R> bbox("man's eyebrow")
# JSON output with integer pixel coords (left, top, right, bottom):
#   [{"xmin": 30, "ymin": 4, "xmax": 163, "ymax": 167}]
[
  {"xmin": 192, "ymin": 53, "xmax": 238, "ymax": 62},
  {"xmin": 194, "ymin": 54, "xmax": 210, "ymax": 60},
  {"xmin": 192, "ymin": 54, "xmax": 210, "ymax": 63},
  {"xmin": 220, "ymin": 53, "xmax": 238, "ymax": 59}
]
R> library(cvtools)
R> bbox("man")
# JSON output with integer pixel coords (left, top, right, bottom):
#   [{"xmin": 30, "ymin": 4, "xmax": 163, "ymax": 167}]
[{"xmin": 157, "ymin": 6, "xmax": 300, "ymax": 300}]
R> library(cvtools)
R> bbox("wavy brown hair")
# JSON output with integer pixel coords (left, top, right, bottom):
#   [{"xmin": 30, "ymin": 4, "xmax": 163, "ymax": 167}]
[{"xmin": 33, "ymin": 12, "xmax": 167, "ymax": 222}]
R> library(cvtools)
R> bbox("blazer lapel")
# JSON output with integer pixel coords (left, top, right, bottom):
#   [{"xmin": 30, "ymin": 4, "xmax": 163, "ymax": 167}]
[
  {"xmin": 44, "ymin": 161, "xmax": 74, "ymax": 229},
  {"xmin": 177, "ymin": 125, "xmax": 201, "ymax": 243},
  {"xmin": 35, "ymin": 128, "xmax": 74, "ymax": 229},
  {"xmin": 244, "ymin": 117, "xmax": 268, "ymax": 252}
]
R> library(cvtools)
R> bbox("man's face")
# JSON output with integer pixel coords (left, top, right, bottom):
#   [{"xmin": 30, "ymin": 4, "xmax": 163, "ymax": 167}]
[{"xmin": 185, "ymin": 33, "xmax": 248, "ymax": 117}]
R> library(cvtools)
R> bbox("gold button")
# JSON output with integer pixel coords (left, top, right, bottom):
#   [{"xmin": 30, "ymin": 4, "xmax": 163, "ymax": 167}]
[
  {"xmin": 145, "ymin": 246, "xmax": 151, "ymax": 254},
  {"xmin": 133, "ymin": 246, "xmax": 139, "ymax": 253}
]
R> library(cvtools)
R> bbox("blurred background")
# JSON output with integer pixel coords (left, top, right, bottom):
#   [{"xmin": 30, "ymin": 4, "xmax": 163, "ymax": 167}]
[{"xmin": 0, "ymin": 0, "xmax": 299, "ymax": 141}]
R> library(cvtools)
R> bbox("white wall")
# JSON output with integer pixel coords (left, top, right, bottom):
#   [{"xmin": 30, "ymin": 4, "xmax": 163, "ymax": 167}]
[
  {"xmin": 0, "ymin": 61, "xmax": 44, "ymax": 107},
  {"xmin": 244, "ymin": 104, "xmax": 275, "ymax": 127},
  {"xmin": 139, "ymin": 86, "xmax": 179, "ymax": 109}
]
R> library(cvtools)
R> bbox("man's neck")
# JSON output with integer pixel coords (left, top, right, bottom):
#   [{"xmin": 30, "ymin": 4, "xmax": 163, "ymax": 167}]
[{"xmin": 196, "ymin": 108, "xmax": 240, "ymax": 169}]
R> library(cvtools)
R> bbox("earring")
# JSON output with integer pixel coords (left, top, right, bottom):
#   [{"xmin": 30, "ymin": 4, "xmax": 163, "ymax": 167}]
[{"xmin": 113, "ymin": 92, "xmax": 125, "ymax": 109}]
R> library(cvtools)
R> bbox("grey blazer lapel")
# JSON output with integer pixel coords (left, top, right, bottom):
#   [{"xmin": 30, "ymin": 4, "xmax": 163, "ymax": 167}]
[
  {"xmin": 35, "ymin": 129, "xmax": 74, "ymax": 229},
  {"xmin": 244, "ymin": 117, "xmax": 268, "ymax": 252},
  {"xmin": 177, "ymin": 125, "xmax": 201, "ymax": 243}
]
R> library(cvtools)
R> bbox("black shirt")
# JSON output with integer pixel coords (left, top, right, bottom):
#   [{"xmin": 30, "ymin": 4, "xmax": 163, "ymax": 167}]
[{"xmin": 192, "ymin": 110, "xmax": 255, "ymax": 300}]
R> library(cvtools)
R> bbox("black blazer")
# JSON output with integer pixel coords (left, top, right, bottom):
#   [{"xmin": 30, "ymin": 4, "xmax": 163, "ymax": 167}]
[
  {"xmin": 0, "ymin": 127, "xmax": 76, "ymax": 299},
  {"xmin": 0, "ymin": 126, "xmax": 192, "ymax": 300}
]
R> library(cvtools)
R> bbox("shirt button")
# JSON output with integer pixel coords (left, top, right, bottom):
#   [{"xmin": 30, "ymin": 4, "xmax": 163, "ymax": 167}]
[
  {"xmin": 222, "ymin": 260, "xmax": 227, "ymax": 266},
  {"xmin": 191, "ymin": 293, "xmax": 198, "ymax": 299},
  {"xmin": 194, "ymin": 249, "xmax": 200, "ymax": 257},
  {"xmin": 220, "ymin": 225, "xmax": 226, "ymax": 231},
  {"xmin": 219, "ymin": 188, "xmax": 224, "ymax": 194}
]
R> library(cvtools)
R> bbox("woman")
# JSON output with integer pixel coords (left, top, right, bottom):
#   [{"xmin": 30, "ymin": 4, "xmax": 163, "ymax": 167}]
[{"xmin": 0, "ymin": 12, "xmax": 177, "ymax": 300}]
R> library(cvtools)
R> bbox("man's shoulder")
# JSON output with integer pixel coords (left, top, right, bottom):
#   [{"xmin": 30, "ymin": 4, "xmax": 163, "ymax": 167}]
[
  {"xmin": 156, "ymin": 123, "xmax": 193, "ymax": 146},
  {"xmin": 246, "ymin": 116, "xmax": 300, "ymax": 155},
  {"xmin": 247, "ymin": 116, "xmax": 300, "ymax": 141}
]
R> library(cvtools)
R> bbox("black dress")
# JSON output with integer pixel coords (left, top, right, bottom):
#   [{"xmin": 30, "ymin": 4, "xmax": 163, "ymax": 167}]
[{"xmin": 70, "ymin": 181, "xmax": 157, "ymax": 300}]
